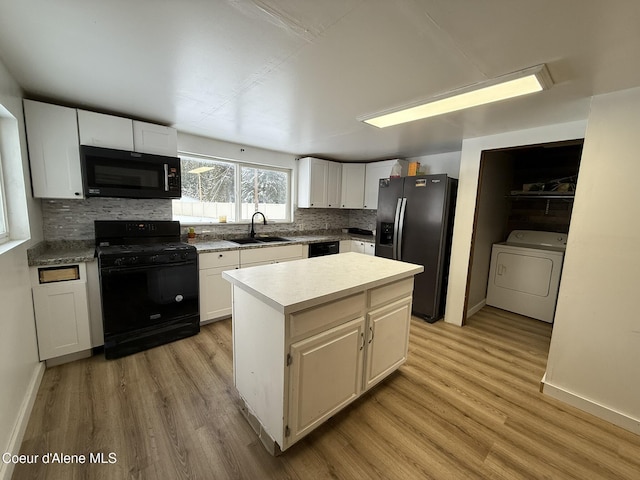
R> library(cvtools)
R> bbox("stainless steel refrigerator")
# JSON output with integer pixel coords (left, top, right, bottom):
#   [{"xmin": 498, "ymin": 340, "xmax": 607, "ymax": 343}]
[{"xmin": 375, "ymin": 174, "xmax": 457, "ymax": 322}]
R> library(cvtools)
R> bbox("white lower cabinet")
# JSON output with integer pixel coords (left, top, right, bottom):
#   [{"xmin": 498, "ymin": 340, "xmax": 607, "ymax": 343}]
[
  {"xmin": 365, "ymin": 296, "xmax": 412, "ymax": 389},
  {"xmin": 288, "ymin": 316, "xmax": 365, "ymax": 445},
  {"xmin": 351, "ymin": 240, "xmax": 375, "ymax": 255},
  {"xmin": 199, "ymin": 251, "xmax": 240, "ymax": 322},
  {"xmin": 199, "ymin": 245, "xmax": 305, "ymax": 323},
  {"xmin": 287, "ymin": 291, "xmax": 411, "ymax": 448},
  {"xmin": 232, "ymin": 275, "xmax": 414, "ymax": 453},
  {"xmin": 339, "ymin": 240, "xmax": 352, "ymax": 253},
  {"xmin": 31, "ymin": 263, "xmax": 91, "ymax": 361}
]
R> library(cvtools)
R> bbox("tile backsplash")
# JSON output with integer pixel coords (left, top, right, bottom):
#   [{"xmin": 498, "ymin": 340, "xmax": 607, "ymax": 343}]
[
  {"xmin": 42, "ymin": 198, "xmax": 173, "ymax": 241},
  {"xmin": 42, "ymin": 198, "xmax": 377, "ymax": 241}
]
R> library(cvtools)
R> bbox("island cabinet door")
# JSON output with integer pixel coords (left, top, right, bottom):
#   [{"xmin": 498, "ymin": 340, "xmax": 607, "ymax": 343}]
[
  {"xmin": 287, "ymin": 317, "xmax": 365, "ymax": 446},
  {"xmin": 364, "ymin": 296, "xmax": 412, "ymax": 391}
]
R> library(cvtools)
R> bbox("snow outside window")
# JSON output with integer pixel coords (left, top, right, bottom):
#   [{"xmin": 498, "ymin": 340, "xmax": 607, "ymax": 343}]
[{"xmin": 172, "ymin": 155, "xmax": 291, "ymax": 224}]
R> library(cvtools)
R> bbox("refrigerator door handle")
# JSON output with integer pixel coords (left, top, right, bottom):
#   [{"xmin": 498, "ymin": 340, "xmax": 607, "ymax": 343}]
[
  {"xmin": 397, "ymin": 198, "xmax": 407, "ymax": 260},
  {"xmin": 392, "ymin": 198, "xmax": 403, "ymax": 260}
]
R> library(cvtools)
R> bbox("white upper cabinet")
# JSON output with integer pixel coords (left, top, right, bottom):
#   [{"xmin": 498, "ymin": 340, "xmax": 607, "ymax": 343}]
[
  {"xmin": 363, "ymin": 159, "xmax": 407, "ymax": 209},
  {"xmin": 77, "ymin": 110, "xmax": 134, "ymax": 150},
  {"xmin": 133, "ymin": 120, "xmax": 178, "ymax": 156},
  {"xmin": 24, "ymin": 100, "xmax": 179, "ymax": 198},
  {"xmin": 298, "ymin": 157, "xmax": 342, "ymax": 208},
  {"xmin": 24, "ymin": 99, "xmax": 84, "ymax": 199},
  {"xmin": 326, "ymin": 161, "xmax": 342, "ymax": 208},
  {"xmin": 340, "ymin": 163, "xmax": 365, "ymax": 209}
]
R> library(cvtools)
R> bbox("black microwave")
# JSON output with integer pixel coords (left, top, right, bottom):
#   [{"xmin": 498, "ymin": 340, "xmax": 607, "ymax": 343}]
[{"xmin": 80, "ymin": 145, "xmax": 181, "ymax": 199}]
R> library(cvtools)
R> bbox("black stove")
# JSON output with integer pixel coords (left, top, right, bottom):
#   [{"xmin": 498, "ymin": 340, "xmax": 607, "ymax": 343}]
[
  {"xmin": 97, "ymin": 242, "xmax": 197, "ymax": 267},
  {"xmin": 95, "ymin": 220, "xmax": 199, "ymax": 359}
]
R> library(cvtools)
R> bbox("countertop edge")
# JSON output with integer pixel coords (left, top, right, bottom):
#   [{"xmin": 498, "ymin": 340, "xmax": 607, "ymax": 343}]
[
  {"xmin": 222, "ymin": 254, "xmax": 423, "ymax": 315},
  {"xmin": 28, "ymin": 234, "xmax": 376, "ymax": 266}
]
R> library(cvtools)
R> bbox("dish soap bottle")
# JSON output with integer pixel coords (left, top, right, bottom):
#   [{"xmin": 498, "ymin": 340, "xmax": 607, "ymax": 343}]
[{"xmin": 390, "ymin": 160, "xmax": 402, "ymax": 178}]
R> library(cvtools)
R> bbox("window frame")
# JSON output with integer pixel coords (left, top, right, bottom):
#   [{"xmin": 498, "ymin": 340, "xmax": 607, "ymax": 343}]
[
  {"xmin": 173, "ymin": 153, "xmax": 293, "ymax": 225},
  {"xmin": 0, "ymin": 151, "xmax": 9, "ymax": 244}
]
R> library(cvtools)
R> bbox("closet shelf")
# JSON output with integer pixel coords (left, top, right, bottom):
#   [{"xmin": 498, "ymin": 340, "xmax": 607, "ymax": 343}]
[{"xmin": 508, "ymin": 191, "xmax": 575, "ymax": 199}]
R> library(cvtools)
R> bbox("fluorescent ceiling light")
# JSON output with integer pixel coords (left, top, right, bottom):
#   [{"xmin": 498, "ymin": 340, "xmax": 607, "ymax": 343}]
[{"xmin": 360, "ymin": 64, "xmax": 553, "ymax": 128}]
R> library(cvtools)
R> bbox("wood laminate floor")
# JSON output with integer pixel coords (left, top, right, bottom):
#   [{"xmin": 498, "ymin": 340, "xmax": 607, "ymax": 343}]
[{"xmin": 13, "ymin": 306, "xmax": 640, "ymax": 479}]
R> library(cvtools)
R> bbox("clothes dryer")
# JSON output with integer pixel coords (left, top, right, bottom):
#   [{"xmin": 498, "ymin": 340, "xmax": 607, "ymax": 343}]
[{"xmin": 486, "ymin": 230, "xmax": 567, "ymax": 323}]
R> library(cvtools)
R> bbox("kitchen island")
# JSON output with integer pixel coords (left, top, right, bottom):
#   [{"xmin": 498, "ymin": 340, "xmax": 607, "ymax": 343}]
[{"xmin": 223, "ymin": 252, "xmax": 423, "ymax": 454}]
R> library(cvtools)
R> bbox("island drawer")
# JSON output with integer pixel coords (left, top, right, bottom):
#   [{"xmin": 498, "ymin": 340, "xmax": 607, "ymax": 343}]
[
  {"xmin": 369, "ymin": 278, "xmax": 414, "ymax": 308},
  {"xmin": 199, "ymin": 250, "xmax": 240, "ymax": 269},
  {"xmin": 289, "ymin": 292, "xmax": 366, "ymax": 340}
]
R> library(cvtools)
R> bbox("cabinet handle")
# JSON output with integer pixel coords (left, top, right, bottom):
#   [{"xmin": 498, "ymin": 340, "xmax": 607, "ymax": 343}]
[
  {"xmin": 360, "ymin": 332, "xmax": 364, "ymax": 350},
  {"xmin": 368, "ymin": 326, "xmax": 374, "ymax": 344}
]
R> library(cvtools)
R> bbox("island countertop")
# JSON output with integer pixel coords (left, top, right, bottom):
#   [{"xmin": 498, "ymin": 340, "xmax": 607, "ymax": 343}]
[{"xmin": 222, "ymin": 252, "xmax": 424, "ymax": 315}]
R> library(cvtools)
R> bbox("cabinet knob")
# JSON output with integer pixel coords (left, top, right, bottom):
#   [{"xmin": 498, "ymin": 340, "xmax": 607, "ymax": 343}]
[
  {"xmin": 74, "ymin": 192, "xmax": 81, "ymax": 196},
  {"xmin": 219, "ymin": 254, "xmax": 223, "ymax": 258}
]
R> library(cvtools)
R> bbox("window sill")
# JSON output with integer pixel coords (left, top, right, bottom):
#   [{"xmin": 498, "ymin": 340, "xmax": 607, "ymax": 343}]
[
  {"xmin": 0, "ymin": 237, "xmax": 29, "ymax": 257},
  {"xmin": 176, "ymin": 220, "xmax": 293, "ymax": 227}
]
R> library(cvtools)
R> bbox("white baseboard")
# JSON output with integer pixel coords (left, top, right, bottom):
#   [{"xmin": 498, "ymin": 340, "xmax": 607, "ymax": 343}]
[
  {"xmin": 0, "ymin": 362, "xmax": 45, "ymax": 480},
  {"xmin": 466, "ymin": 299, "xmax": 486, "ymax": 318},
  {"xmin": 542, "ymin": 378, "xmax": 640, "ymax": 435}
]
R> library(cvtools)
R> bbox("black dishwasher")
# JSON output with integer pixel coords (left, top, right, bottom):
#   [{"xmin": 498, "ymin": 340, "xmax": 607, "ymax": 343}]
[{"xmin": 308, "ymin": 241, "xmax": 340, "ymax": 257}]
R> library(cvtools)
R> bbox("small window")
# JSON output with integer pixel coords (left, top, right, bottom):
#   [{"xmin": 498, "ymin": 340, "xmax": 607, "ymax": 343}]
[{"xmin": 173, "ymin": 155, "xmax": 291, "ymax": 224}]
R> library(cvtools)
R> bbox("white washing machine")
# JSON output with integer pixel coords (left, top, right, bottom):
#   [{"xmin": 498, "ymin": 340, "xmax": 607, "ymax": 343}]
[{"xmin": 486, "ymin": 230, "xmax": 567, "ymax": 323}]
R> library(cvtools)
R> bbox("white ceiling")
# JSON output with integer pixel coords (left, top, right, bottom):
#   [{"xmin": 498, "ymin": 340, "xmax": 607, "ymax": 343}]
[{"xmin": 1, "ymin": 1, "xmax": 639, "ymax": 161}]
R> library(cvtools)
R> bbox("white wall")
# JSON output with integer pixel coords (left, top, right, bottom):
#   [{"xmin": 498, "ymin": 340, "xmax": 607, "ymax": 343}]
[
  {"xmin": 0, "ymin": 59, "xmax": 44, "ymax": 480},
  {"xmin": 466, "ymin": 151, "xmax": 513, "ymax": 314},
  {"xmin": 406, "ymin": 151, "xmax": 461, "ymax": 178},
  {"xmin": 177, "ymin": 132, "xmax": 297, "ymax": 170},
  {"xmin": 445, "ymin": 120, "xmax": 587, "ymax": 327},
  {"xmin": 543, "ymin": 87, "xmax": 640, "ymax": 433}
]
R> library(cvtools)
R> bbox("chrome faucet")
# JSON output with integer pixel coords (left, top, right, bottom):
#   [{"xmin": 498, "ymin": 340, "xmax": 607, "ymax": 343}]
[{"xmin": 250, "ymin": 211, "xmax": 266, "ymax": 238}]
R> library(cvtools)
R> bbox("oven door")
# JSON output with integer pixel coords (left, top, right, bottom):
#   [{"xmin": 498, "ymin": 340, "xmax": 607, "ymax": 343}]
[{"xmin": 99, "ymin": 260, "xmax": 199, "ymax": 355}]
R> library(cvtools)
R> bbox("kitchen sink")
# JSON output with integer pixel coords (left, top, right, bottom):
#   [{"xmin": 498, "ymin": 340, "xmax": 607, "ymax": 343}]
[
  {"xmin": 229, "ymin": 237, "xmax": 263, "ymax": 245},
  {"xmin": 254, "ymin": 236, "xmax": 290, "ymax": 243},
  {"xmin": 228, "ymin": 236, "xmax": 290, "ymax": 245}
]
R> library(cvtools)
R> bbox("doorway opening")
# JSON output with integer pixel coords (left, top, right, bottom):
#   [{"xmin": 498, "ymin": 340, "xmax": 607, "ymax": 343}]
[{"xmin": 463, "ymin": 139, "xmax": 583, "ymax": 327}]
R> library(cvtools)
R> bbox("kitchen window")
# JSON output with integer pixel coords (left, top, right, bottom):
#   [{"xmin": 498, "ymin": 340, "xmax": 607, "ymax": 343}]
[{"xmin": 172, "ymin": 154, "xmax": 292, "ymax": 224}]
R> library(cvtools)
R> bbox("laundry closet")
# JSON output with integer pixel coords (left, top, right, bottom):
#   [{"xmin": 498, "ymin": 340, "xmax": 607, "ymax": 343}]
[{"xmin": 465, "ymin": 140, "xmax": 583, "ymax": 324}]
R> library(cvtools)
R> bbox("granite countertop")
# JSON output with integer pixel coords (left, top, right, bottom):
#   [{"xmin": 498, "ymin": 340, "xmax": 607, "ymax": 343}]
[
  {"xmin": 223, "ymin": 252, "xmax": 423, "ymax": 314},
  {"xmin": 27, "ymin": 233, "xmax": 376, "ymax": 266},
  {"xmin": 193, "ymin": 233, "xmax": 369, "ymax": 253},
  {"xmin": 27, "ymin": 241, "xmax": 96, "ymax": 267}
]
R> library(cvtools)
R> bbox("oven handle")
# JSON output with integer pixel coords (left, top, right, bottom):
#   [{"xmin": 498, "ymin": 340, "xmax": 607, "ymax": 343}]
[{"xmin": 101, "ymin": 260, "xmax": 196, "ymax": 275}]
